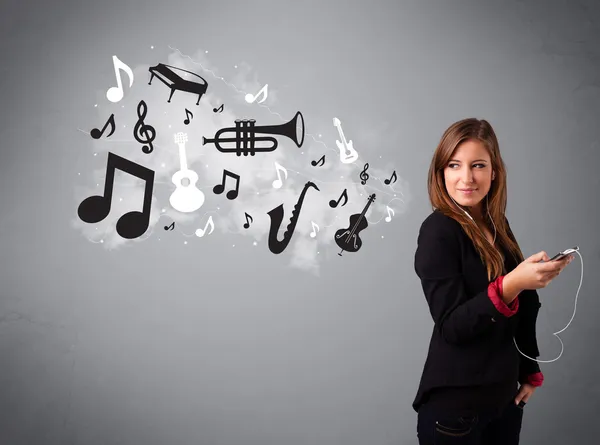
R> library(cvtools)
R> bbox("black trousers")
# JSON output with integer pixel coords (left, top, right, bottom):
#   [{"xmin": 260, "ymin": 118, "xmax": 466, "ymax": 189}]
[{"xmin": 416, "ymin": 397, "xmax": 524, "ymax": 444}]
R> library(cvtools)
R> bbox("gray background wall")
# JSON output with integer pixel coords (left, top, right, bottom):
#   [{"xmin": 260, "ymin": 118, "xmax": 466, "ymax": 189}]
[{"xmin": 1, "ymin": 0, "xmax": 599, "ymax": 443}]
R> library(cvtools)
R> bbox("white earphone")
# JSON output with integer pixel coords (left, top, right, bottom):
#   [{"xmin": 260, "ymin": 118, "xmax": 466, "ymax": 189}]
[
  {"xmin": 449, "ymin": 194, "xmax": 497, "ymax": 245},
  {"xmin": 447, "ymin": 174, "xmax": 583, "ymax": 364}
]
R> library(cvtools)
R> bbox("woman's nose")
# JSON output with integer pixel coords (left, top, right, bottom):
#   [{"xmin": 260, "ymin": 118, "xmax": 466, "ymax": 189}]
[{"xmin": 462, "ymin": 169, "xmax": 474, "ymax": 183}]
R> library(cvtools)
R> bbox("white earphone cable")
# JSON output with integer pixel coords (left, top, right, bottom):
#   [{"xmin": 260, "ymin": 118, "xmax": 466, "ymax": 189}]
[{"xmin": 448, "ymin": 193, "xmax": 583, "ymax": 363}]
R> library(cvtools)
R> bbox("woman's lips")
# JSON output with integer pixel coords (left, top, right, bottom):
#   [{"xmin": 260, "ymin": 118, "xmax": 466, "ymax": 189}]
[{"xmin": 459, "ymin": 189, "xmax": 476, "ymax": 194}]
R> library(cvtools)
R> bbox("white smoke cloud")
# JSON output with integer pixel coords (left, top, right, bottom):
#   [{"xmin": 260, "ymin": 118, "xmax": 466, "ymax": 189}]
[{"xmin": 72, "ymin": 47, "xmax": 411, "ymax": 272}]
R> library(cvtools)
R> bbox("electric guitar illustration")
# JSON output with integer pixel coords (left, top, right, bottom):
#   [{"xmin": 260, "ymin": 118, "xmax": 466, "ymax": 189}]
[
  {"xmin": 169, "ymin": 132, "xmax": 205, "ymax": 213},
  {"xmin": 333, "ymin": 117, "xmax": 359, "ymax": 164}
]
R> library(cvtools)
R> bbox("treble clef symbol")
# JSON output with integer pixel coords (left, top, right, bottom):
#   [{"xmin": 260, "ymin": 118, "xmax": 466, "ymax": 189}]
[
  {"xmin": 359, "ymin": 163, "xmax": 370, "ymax": 185},
  {"xmin": 133, "ymin": 100, "xmax": 156, "ymax": 154}
]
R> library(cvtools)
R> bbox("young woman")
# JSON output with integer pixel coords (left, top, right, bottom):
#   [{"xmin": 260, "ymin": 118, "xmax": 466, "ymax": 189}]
[{"xmin": 413, "ymin": 118, "xmax": 574, "ymax": 445}]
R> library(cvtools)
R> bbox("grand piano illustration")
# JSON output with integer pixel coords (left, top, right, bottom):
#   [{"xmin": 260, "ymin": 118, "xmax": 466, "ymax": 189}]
[{"xmin": 148, "ymin": 63, "xmax": 208, "ymax": 105}]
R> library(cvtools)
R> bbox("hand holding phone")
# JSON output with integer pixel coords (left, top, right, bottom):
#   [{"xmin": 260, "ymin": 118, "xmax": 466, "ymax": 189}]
[
  {"xmin": 508, "ymin": 248, "xmax": 578, "ymax": 292},
  {"xmin": 545, "ymin": 246, "xmax": 579, "ymax": 262}
]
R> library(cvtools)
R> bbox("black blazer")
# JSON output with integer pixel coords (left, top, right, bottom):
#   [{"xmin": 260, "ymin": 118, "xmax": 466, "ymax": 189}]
[{"xmin": 412, "ymin": 209, "xmax": 542, "ymax": 412}]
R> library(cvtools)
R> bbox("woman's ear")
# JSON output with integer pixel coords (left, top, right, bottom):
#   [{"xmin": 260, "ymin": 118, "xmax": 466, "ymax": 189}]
[{"xmin": 492, "ymin": 171, "xmax": 496, "ymax": 180}]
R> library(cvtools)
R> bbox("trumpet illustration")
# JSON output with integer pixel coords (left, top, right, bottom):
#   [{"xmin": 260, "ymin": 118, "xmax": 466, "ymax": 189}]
[{"xmin": 202, "ymin": 111, "xmax": 304, "ymax": 156}]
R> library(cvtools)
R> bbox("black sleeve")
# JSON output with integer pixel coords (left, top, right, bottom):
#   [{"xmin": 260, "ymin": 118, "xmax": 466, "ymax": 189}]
[
  {"xmin": 414, "ymin": 217, "xmax": 504, "ymax": 345},
  {"xmin": 503, "ymin": 216, "xmax": 543, "ymax": 377},
  {"xmin": 516, "ymin": 292, "xmax": 542, "ymax": 379}
]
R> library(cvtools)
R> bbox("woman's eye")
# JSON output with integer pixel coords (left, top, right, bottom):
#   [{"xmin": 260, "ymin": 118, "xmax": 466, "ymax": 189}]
[{"xmin": 448, "ymin": 163, "xmax": 486, "ymax": 168}]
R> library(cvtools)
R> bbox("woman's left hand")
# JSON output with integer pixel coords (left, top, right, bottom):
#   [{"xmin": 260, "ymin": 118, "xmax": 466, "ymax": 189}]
[{"xmin": 515, "ymin": 382, "xmax": 537, "ymax": 405}]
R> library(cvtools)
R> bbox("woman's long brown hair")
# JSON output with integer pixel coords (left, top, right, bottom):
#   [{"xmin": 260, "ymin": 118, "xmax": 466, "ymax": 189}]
[{"xmin": 427, "ymin": 118, "xmax": 525, "ymax": 281}]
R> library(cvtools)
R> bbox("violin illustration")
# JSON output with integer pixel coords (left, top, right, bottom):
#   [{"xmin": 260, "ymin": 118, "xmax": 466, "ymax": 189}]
[{"xmin": 334, "ymin": 193, "xmax": 376, "ymax": 256}]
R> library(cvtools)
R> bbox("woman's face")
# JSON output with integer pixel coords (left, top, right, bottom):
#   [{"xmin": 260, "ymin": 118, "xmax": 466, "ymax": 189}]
[{"xmin": 443, "ymin": 139, "xmax": 493, "ymax": 211}]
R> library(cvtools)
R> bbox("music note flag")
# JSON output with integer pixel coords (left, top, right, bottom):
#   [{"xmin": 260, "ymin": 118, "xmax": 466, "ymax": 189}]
[
  {"xmin": 106, "ymin": 55, "xmax": 134, "ymax": 103},
  {"xmin": 213, "ymin": 169, "xmax": 240, "ymax": 200},
  {"xmin": 213, "ymin": 104, "xmax": 224, "ymax": 113},
  {"xmin": 310, "ymin": 221, "xmax": 320, "ymax": 238},
  {"xmin": 90, "ymin": 114, "xmax": 116, "ymax": 139},
  {"xmin": 245, "ymin": 84, "xmax": 268, "ymax": 104},
  {"xmin": 183, "ymin": 108, "xmax": 193, "ymax": 125},
  {"xmin": 272, "ymin": 162, "xmax": 288, "ymax": 189},
  {"xmin": 329, "ymin": 188, "xmax": 349, "ymax": 208},
  {"xmin": 195, "ymin": 215, "xmax": 215, "ymax": 237},
  {"xmin": 243, "ymin": 212, "xmax": 253, "ymax": 229},
  {"xmin": 385, "ymin": 205, "xmax": 395, "ymax": 222},
  {"xmin": 311, "ymin": 154, "xmax": 325, "ymax": 167},
  {"xmin": 77, "ymin": 152, "xmax": 155, "ymax": 239},
  {"xmin": 384, "ymin": 170, "xmax": 397, "ymax": 185}
]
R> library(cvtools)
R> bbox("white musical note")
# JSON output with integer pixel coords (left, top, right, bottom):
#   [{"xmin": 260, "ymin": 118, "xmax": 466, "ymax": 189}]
[
  {"xmin": 385, "ymin": 206, "xmax": 395, "ymax": 222},
  {"xmin": 106, "ymin": 55, "xmax": 134, "ymax": 103},
  {"xmin": 245, "ymin": 84, "xmax": 268, "ymax": 104},
  {"xmin": 272, "ymin": 161, "xmax": 288, "ymax": 189},
  {"xmin": 195, "ymin": 215, "xmax": 215, "ymax": 237},
  {"xmin": 310, "ymin": 221, "xmax": 320, "ymax": 238}
]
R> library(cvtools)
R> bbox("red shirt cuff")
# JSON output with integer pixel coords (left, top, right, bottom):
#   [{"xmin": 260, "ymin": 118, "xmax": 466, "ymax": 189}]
[
  {"xmin": 488, "ymin": 275, "xmax": 519, "ymax": 317},
  {"xmin": 527, "ymin": 372, "xmax": 544, "ymax": 387}
]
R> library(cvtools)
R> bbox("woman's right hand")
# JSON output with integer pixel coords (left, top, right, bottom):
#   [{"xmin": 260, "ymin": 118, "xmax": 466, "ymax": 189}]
[{"xmin": 509, "ymin": 250, "xmax": 574, "ymax": 291}]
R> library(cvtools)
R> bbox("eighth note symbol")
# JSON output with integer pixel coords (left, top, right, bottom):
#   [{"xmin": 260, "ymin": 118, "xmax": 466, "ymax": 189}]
[
  {"xmin": 106, "ymin": 55, "xmax": 134, "ymax": 103},
  {"xmin": 272, "ymin": 162, "xmax": 288, "ymax": 189},
  {"xmin": 311, "ymin": 154, "xmax": 325, "ymax": 167},
  {"xmin": 164, "ymin": 222, "xmax": 175, "ymax": 231},
  {"xmin": 384, "ymin": 170, "xmax": 397, "ymax": 185},
  {"xmin": 213, "ymin": 104, "xmax": 224, "ymax": 113},
  {"xmin": 195, "ymin": 216, "xmax": 215, "ymax": 238},
  {"xmin": 91, "ymin": 114, "xmax": 116, "ymax": 139},
  {"xmin": 329, "ymin": 188, "xmax": 348, "ymax": 208},
  {"xmin": 385, "ymin": 206, "xmax": 395, "ymax": 222},
  {"xmin": 243, "ymin": 212, "xmax": 253, "ymax": 229},
  {"xmin": 310, "ymin": 221, "xmax": 320, "ymax": 238},
  {"xmin": 245, "ymin": 84, "xmax": 268, "ymax": 104},
  {"xmin": 183, "ymin": 108, "xmax": 193, "ymax": 125}
]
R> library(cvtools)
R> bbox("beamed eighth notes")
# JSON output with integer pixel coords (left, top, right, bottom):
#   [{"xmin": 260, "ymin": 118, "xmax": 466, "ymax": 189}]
[{"xmin": 78, "ymin": 152, "xmax": 155, "ymax": 240}]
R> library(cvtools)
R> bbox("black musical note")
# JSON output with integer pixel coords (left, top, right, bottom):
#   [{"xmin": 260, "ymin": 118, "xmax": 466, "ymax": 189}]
[
  {"xmin": 77, "ymin": 152, "xmax": 155, "ymax": 239},
  {"xmin": 384, "ymin": 170, "xmax": 397, "ymax": 185},
  {"xmin": 164, "ymin": 222, "xmax": 175, "ymax": 231},
  {"xmin": 90, "ymin": 114, "xmax": 116, "ymax": 139},
  {"xmin": 213, "ymin": 169, "xmax": 240, "ymax": 200},
  {"xmin": 213, "ymin": 104, "xmax": 224, "ymax": 113},
  {"xmin": 329, "ymin": 188, "xmax": 349, "ymax": 208},
  {"xmin": 133, "ymin": 100, "xmax": 157, "ymax": 154},
  {"xmin": 359, "ymin": 163, "xmax": 370, "ymax": 185},
  {"xmin": 243, "ymin": 212, "xmax": 253, "ymax": 229},
  {"xmin": 183, "ymin": 108, "xmax": 193, "ymax": 125},
  {"xmin": 311, "ymin": 154, "xmax": 325, "ymax": 167}
]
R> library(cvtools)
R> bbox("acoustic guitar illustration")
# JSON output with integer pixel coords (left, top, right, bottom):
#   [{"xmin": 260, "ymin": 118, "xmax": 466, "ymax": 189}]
[
  {"xmin": 169, "ymin": 132, "xmax": 205, "ymax": 213},
  {"xmin": 335, "ymin": 193, "xmax": 376, "ymax": 256}
]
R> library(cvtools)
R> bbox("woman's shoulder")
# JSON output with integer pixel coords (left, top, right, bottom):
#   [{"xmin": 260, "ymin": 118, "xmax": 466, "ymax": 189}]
[{"xmin": 419, "ymin": 208, "xmax": 462, "ymax": 235}]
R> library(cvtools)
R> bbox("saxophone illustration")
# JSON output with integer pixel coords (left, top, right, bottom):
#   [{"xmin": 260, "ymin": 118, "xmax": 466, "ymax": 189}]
[{"xmin": 266, "ymin": 181, "xmax": 320, "ymax": 254}]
